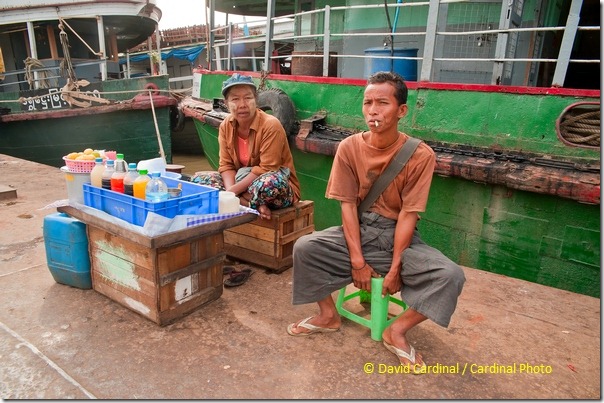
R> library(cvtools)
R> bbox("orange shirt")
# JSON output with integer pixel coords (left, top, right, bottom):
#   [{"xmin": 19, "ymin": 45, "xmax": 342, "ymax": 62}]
[
  {"xmin": 218, "ymin": 108, "xmax": 301, "ymax": 202},
  {"xmin": 326, "ymin": 132, "xmax": 435, "ymax": 219}
]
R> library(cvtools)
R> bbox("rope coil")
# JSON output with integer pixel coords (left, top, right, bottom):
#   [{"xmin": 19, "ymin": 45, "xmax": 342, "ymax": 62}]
[{"xmin": 558, "ymin": 104, "xmax": 601, "ymax": 148}]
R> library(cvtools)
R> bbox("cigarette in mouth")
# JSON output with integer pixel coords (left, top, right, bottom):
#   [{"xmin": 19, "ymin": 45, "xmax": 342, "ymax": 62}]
[{"xmin": 374, "ymin": 121, "xmax": 379, "ymax": 127}]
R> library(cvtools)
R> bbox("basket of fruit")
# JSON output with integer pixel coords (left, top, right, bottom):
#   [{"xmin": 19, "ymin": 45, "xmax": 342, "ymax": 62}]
[{"xmin": 63, "ymin": 149, "xmax": 104, "ymax": 173}]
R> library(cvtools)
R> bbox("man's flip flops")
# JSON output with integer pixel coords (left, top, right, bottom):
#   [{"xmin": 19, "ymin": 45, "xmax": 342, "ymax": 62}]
[
  {"xmin": 224, "ymin": 268, "xmax": 253, "ymax": 287},
  {"xmin": 382, "ymin": 340, "xmax": 427, "ymax": 375},
  {"xmin": 286, "ymin": 316, "xmax": 340, "ymax": 336}
]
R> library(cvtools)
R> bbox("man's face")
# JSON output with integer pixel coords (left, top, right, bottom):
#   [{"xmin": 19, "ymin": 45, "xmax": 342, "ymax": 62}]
[
  {"xmin": 362, "ymin": 82, "xmax": 407, "ymax": 132},
  {"xmin": 226, "ymin": 86, "xmax": 257, "ymax": 123}
]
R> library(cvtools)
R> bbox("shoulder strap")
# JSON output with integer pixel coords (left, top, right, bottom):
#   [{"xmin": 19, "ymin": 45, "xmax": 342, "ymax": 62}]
[{"xmin": 357, "ymin": 137, "xmax": 422, "ymax": 219}]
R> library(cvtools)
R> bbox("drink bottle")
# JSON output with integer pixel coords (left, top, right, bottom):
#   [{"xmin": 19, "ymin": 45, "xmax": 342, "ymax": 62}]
[
  {"xmin": 123, "ymin": 163, "xmax": 138, "ymax": 196},
  {"xmin": 145, "ymin": 172, "xmax": 169, "ymax": 202},
  {"xmin": 90, "ymin": 157, "xmax": 105, "ymax": 188},
  {"xmin": 102, "ymin": 159, "xmax": 115, "ymax": 190},
  {"xmin": 133, "ymin": 169, "xmax": 151, "ymax": 200},
  {"xmin": 110, "ymin": 153, "xmax": 127, "ymax": 193}
]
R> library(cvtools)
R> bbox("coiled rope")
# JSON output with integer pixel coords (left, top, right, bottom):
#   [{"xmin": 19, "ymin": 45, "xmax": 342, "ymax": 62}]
[
  {"xmin": 558, "ymin": 104, "xmax": 601, "ymax": 147},
  {"xmin": 24, "ymin": 57, "xmax": 54, "ymax": 89}
]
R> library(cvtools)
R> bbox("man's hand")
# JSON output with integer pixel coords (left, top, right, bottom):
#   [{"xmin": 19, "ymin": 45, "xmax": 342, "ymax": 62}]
[
  {"xmin": 351, "ymin": 262, "xmax": 381, "ymax": 291},
  {"xmin": 382, "ymin": 270, "xmax": 402, "ymax": 297}
]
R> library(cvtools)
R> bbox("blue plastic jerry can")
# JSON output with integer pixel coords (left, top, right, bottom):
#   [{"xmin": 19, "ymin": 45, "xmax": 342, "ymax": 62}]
[{"xmin": 43, "ymin": 212, "xmax": 92, "ymax": 289}]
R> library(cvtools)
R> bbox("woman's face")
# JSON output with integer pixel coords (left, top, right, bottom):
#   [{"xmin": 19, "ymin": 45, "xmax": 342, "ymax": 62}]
[{"xmin": 226, "ymin": 86, "xmax": 257, "ymax": 125}]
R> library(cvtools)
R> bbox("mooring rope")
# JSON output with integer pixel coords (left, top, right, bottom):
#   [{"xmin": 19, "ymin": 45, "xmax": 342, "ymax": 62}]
[
  {"xmin": 24, "ymin": 57, "xmax": 54, "ymax": 89},
  {"xmin": 559, "ymin": 107, "xmax": 601, "ymax": 147},
  {"xmin": 58, "ymin": 22, "xmax": 78, "ymax": 84}
]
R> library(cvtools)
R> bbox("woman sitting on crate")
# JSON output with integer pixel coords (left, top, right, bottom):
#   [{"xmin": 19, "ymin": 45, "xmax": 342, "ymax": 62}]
[{"xmin": 191, "ymin": 73, "xmax": 300, "ymax": 220}]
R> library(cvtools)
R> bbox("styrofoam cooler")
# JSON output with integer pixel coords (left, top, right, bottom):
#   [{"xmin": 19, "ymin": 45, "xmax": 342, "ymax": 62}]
[
  {"xmin": 61, "ymin": 166, "xmax": 91, "ymax": 204},
  {"xmin": 43, "ymin": 212, "xmax": 92, "ymax": 289}
]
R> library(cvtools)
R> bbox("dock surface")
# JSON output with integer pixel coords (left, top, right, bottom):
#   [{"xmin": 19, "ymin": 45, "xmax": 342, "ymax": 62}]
[{"xmin": 0, "ymin": 154, "xmax": 600, "ymax": 399}]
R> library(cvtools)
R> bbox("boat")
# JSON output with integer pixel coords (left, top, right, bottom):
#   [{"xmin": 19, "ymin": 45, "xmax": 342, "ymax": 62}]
[
  {"xmin": 0, "ymin": 0, "xmax": 177, "ymax": 167},
  {"xmin": 180, "ymin": 0, "xmax": 600, "ymax": 298}
]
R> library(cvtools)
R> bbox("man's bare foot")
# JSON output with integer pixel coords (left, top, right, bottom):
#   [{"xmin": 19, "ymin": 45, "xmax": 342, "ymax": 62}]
[
  {"xmin": 286, "ymin": 316, "xmax": 341, "ymax": 336},
  {"xmin": 257, "ymin": 204, "xmax": 271, "ymax": 220},
  {"xmin": 382, "ymin": 327, "xmax": 425, "ymax": 368}
]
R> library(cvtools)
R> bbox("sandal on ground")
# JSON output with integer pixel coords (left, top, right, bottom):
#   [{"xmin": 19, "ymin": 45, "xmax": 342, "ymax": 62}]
[
  {"xmin": 224, "ymin": 268, "xmax": 253, "ymax": 287},
  {"xmin": 383, "ymin": 340, "xmax": 427, "ymax": 375},
  {"xmin": 286, "ymin": 316, "xmax": 340, "ymax": 337},
  {"xmin": 223, "ymin": 265, "xmax": 236, "ymax": 276}
]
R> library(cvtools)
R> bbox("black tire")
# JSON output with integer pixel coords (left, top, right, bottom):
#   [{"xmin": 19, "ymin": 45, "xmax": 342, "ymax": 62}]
[
  {"xmin": 257, "ymin": 88, "xmax": 296, "ymax": 136},
  {"xmin": 170, "ymin": 106, "xmax": 185, "ymax": 132}
]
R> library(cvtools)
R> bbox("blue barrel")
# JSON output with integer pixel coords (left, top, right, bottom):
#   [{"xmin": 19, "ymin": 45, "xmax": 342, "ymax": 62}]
[
  {"xmin": 364, "ymin": 48, "xmax": 418, "ymax": 81},
  {"xmin": 43, "ymin": 212, "xmax": 92, "ymax": 289}
]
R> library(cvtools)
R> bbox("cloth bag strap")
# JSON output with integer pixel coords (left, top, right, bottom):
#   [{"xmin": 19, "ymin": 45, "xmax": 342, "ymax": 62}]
[{"xmin": 357, "ymin": 137, "xmax": 422, "ymax": 219}]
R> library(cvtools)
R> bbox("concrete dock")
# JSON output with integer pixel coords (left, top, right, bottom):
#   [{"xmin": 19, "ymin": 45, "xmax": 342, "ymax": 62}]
[{"xmin": 0, "ymin": 154, "xmax": 600, "ymax": 399}]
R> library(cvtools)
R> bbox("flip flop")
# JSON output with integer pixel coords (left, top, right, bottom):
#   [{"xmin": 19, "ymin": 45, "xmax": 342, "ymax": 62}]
[
  {"xmin": 382, "ymin": 340, "xmax": 427, "ymax": 375},
  {"xmin": 223, "ymin": 265, "xmax": 236, "ymax": 276},
  {"xmin": 224, "ymin": 268, "xmax": 253, "ymax": 287},
  {"xmin": 286, "ymin": 316, "xmax": 340, "ymax": 337}
]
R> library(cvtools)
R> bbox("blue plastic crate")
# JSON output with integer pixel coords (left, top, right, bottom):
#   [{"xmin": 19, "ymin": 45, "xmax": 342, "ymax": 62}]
[{"xmin": 83, "ymin": 177, "xmax": 219, "ymax": 226}]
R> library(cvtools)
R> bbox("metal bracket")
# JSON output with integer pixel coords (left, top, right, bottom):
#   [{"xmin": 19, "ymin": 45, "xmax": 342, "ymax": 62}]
[{"xmin": 297, "ymin": 112, "xmax": 326, "ymax": 141}]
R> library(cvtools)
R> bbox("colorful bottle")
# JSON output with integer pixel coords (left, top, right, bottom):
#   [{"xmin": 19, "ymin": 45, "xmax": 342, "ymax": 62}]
[
  {"xmin": 101, "ymin": 159, "xmax": 115, "ymax": 190},
  {"xmin": 145, "ymin": 172, "xmax": 169, "ymax": 202},
  {"xmin": 110, "ymin": 154, "xmax": 127, "ymax": 193},
  {"xmin": 90, "ymin": 157, "xmax": 105, "ymax": 188},
  {"xmin": 123, "ymin": 163, "xmax": 138, "ymax": 196},
  {"xmin": 133, "ymin": 169, "xmax": 151, "ymax": 200}
]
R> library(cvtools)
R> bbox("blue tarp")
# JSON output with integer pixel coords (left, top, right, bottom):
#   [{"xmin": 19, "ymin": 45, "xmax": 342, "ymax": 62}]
[{"xmin": 119, "ymin": 45, "xmax": 205, "ymax": 64}]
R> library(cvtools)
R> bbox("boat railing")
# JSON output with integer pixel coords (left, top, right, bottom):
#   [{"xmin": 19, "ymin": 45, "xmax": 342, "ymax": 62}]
[
  {"xmin": 0, "ymin": 59, "xmax": 118, "ymax": 93},
  {"xmin": 208, "ymin": 0, "xmax": 600, "ymax": 88}
]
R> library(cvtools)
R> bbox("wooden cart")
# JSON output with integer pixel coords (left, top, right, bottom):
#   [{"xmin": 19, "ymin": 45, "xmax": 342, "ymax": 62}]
[{"xmin": 58, "ymin": 206, "xmax": 256, "ymax": 326}]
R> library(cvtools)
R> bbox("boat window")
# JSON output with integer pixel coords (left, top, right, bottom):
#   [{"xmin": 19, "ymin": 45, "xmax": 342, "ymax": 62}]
[{"xmin": 556, "ymin": 102, "xmax": 600, "ymax": 149}]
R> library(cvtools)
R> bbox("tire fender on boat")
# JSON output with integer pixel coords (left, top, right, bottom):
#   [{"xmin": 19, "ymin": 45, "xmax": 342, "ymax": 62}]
[
  {"xmin": 257, "ymin": 88, "xmax": 296, "ymax": 136},
  {"xmin": 170, "ymin": 106, "xmax": 186, "ymax": 132}
]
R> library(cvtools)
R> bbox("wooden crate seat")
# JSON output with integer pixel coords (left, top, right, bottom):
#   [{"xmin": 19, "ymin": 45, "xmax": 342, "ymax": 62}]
[{"xmin": 224, "ymin": 200, "xmax": 315, "ymax": 272}]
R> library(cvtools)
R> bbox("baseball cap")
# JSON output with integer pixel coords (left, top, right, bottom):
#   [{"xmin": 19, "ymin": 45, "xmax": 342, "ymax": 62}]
[{"xmin": 221, "ymin": 73, "xmax": 257, "ymax": 98}]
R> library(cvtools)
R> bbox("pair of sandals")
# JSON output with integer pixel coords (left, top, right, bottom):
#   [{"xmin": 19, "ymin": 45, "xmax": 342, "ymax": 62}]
[{"xmin": 223, "ymin": 266, "xmax": 253, "ymax": 287}]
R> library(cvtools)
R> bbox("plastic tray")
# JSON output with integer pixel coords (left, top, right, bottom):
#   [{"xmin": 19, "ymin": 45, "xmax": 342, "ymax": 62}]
[{"xmin": 83, "ymin": 176, "xmax": 219, "ymax": 226}]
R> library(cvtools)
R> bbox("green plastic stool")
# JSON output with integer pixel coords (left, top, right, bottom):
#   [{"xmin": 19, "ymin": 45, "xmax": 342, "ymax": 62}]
[{"xmin": 335, "ymin": 277, "xmax": 408, "ymax": 341}]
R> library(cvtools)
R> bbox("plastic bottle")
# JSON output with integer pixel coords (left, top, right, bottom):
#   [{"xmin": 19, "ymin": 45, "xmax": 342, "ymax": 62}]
[
  {"xmin": 90, "ymin": 157, "xmax": 105, "ymax": 188},
  {"xmin": 114, "ymin": 153, "xmax": 127, "ymax": 171},
  {"xmin": 123, "ymin": 163, "xmax": 138, "ymax": 196},
  {"xmin": 133, "ymin": 169, "xmax": 151, "ymax": 200},
  {"xmin": 219, "ymin": 191, "xmax": 240, "ymax": 213},
  {"xmin": 110, "ymin": 154, "xmax": 127, "ymax": 193},
  {"xmin": 145, "ymin": 171, "xmax": 169, "ymax": 202},
  {"xmin": 102, "ymin": 159, "xmax": 115, "ymax": 190}
]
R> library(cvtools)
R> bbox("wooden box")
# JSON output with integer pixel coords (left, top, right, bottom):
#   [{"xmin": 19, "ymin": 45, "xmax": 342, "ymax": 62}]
[
  {"xmin": 58, "ymin": 205, "xmax": 256, "ymax": 326},
  {"xmin": 224, "ymin": 200, "xmax": 315, "ymax": 272},
  {"xmin": 87, "ymin": 226, "xmax": 224, "ymax": 326}
]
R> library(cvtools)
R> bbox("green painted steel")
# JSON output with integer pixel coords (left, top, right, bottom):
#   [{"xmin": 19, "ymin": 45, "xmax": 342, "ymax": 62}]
[
  {"xmin": 420, "ymin": 177, "xmax": 600, "ymax": 298},
  {"xmin": 199, "ymin": 73, "xmax": 599, "ymax": 162},
  {"xmin": 193, "ymin": 72, "xmax": 600, "ymax": 297},
  {"xmin": 0, "ymin": 109, "xmax": 172, "ymax": 167},
  {"xmin": 0, "ymin": 76, "xmax": 173, "ymax": 167}
]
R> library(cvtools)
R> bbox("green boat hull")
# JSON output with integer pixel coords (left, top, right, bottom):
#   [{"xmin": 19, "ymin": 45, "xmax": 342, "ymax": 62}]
[
  {"xmin": 0, "ymin": 76, "xmax": 174, "ymax": 167},
  {"xmin": 190, "ymin": 73, "xmax": 600, "ymax": 298}
]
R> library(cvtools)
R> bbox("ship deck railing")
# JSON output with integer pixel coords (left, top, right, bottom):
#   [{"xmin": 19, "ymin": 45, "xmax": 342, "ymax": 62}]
[{"xmin": 206, "ymin": 0, "xmax": 600, "ymax": 88}]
